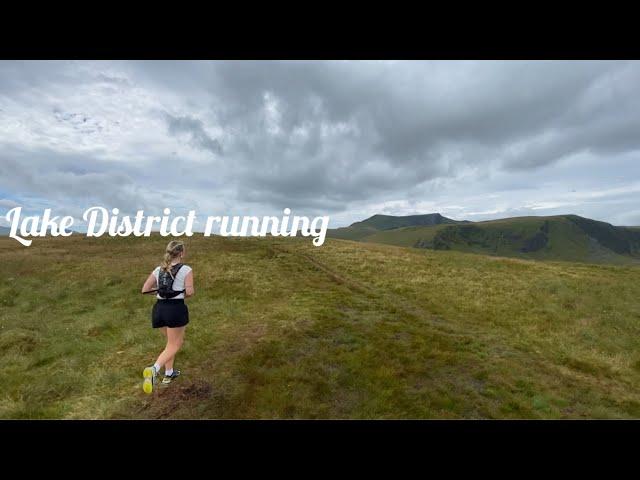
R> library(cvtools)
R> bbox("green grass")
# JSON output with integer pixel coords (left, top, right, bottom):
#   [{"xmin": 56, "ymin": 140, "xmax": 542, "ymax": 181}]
[{"xmin": 1, "ymin": 234, "xmax": 640, "ymax": 418}]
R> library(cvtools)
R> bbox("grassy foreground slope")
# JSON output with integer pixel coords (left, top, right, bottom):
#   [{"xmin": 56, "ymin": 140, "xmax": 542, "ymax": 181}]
[{"xmin": 1, "ymin": 234, "xmax": 640, "ymax": 418}]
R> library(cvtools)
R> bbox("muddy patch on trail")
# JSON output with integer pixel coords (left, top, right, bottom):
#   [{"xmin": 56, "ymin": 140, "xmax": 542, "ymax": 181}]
[{"xmin": 137, "ymin": 379, "xmax": 214, "ymax": 419}]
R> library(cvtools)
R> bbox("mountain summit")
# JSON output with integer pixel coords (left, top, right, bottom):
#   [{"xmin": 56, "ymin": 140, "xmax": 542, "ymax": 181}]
[
  {"xmin": 328, "ymin": 213, "xmax": 465, "ymax": 241},
  {"xmin": 352, "ymin": 213, "xmax": 463, "ymax": 230}
]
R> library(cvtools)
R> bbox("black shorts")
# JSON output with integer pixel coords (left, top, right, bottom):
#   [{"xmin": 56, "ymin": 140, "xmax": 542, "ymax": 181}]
[{"xmin": 152, "ymin": 299, "xmax": 189, "ymax": 328}]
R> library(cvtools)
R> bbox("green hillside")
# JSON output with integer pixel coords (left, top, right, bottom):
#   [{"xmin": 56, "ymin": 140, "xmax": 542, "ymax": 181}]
[
  {"xmin": 328, "ymin": 213, "xmax": 462, "ymax": 241},
  {"xmin": 2, "ymin": 234, "xmax": 640, "ymax": 419},
  {"xmin": 339, "ymin": 214, "xmax": 640, "ymax": 265},
  {"xmin": 362, "ymin": 223, "xmax": 450, "ymax": 247},
  {"xmin": 325, "ymin": 223, "xmax": 380, "ymax": 241}
]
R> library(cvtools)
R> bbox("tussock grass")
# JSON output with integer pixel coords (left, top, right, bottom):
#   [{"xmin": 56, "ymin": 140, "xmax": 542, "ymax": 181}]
[{"xmin": 1, "ymin": 234, "xmax": 639, "ymax": 418}]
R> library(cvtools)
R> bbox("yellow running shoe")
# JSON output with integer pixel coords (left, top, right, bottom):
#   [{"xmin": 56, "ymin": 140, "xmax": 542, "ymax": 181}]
[{"xmin": 142, "ymin": 366, "xmax": 157, "ymax": 394}]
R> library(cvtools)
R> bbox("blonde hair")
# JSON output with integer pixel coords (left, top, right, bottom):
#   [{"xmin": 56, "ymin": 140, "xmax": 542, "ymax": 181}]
[{"xmin": 161, "ymin": 240, "xmax": 185, "ymax": 272}]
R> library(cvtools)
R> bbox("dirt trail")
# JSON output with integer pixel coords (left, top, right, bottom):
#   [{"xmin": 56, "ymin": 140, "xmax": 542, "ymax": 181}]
[{"xmin": 271, "ymin": 243, "xmax": 496, "ymax": 341}]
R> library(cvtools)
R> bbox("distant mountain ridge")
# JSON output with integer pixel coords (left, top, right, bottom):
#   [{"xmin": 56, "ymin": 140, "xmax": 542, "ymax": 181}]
[
  {"xmin": 328, "ymin": 213, "xmax": 465, "ymax": 241},
  {"xmin": 351, "ymin": 213, "xmax": 465, "ymax": 230},
  {"xmin": 0, "ymin": 226, "xmax": 9, "ymax": 236},
  {"xmin": 328, "ymin": 213, "xmax": 640, "ymax": 264}
]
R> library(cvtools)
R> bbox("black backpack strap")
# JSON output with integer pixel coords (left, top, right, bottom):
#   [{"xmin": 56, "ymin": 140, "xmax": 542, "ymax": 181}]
[
  {"xmin": 174, "ymin": 264, "xmax": 186, "ymax": 295},
  {"xmin": 161, "ymin": 289, "xmax": 185, "ymax": 298},
  {"xmin": 171, "ymin": 263, "xmax": 184, "ymax": 278},
  {"xmin": 163, "ymin": 263, "xmax": 182, "ymax": 280}
]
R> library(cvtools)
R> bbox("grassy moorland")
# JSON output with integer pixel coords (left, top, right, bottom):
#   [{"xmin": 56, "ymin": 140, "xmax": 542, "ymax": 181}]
[{"xmin": 1, "ymin": 234, "xmax": 640, "ymax": 419}]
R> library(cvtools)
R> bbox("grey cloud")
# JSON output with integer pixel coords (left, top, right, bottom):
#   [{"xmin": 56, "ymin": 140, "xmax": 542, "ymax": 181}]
[
  {"xmin": 164, "ymin": 113, "xmax": 223, "ymax": 155},
  {"xmin": 0, "ymin": 148, "xmax": 142, "ymax": 210},
  {"xmin": 193, "ymin": 61, "xmax": 616, "ymax": 163},
  {"xmin": 0, "ymin": 199, "xmax": 21, "ymax": 208},
  {"xmin": 1, "ymin": 60, "xmax": 640, "ymax": 226},
  {"xmin": 146, "ymin": 61, "xmax": 633, "ymax": 207}
]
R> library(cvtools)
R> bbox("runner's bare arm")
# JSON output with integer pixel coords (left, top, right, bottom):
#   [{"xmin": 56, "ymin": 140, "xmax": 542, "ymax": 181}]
[
  {"xmin": 141, "ymin": 272, "xmax": 157, "ymax": 294},
  {"xmin": 184, "ymin": 270, "xmax": 194, "ymax": 297}
]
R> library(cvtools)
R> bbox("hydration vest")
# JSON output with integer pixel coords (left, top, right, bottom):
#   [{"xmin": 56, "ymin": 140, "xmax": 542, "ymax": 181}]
[{"xmin": 157, "ymin": 263, "xmax": 186, "ymax": 299}]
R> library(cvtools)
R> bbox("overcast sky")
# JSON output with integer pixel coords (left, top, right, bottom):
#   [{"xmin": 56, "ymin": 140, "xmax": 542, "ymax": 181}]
[{"xmin": 1, "ymin": 60, "xmax": 639, "ymax": 229}]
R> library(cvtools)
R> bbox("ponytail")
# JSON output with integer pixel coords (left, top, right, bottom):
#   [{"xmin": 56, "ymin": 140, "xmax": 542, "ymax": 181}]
[{"xmin": 161, "ymin": 240, "xmax": 185, "ymax": 272}]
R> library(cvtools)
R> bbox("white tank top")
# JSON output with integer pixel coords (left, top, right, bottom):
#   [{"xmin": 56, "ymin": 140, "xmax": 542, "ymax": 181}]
[{"xmin": 152, "ymin": 264, "xmax": 192, "ymax": 300}]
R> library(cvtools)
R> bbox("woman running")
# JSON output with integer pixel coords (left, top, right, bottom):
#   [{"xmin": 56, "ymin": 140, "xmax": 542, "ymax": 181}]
[{"xmin": 141, "ymin": 240, "xmax": 194, "ymax": 394}]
